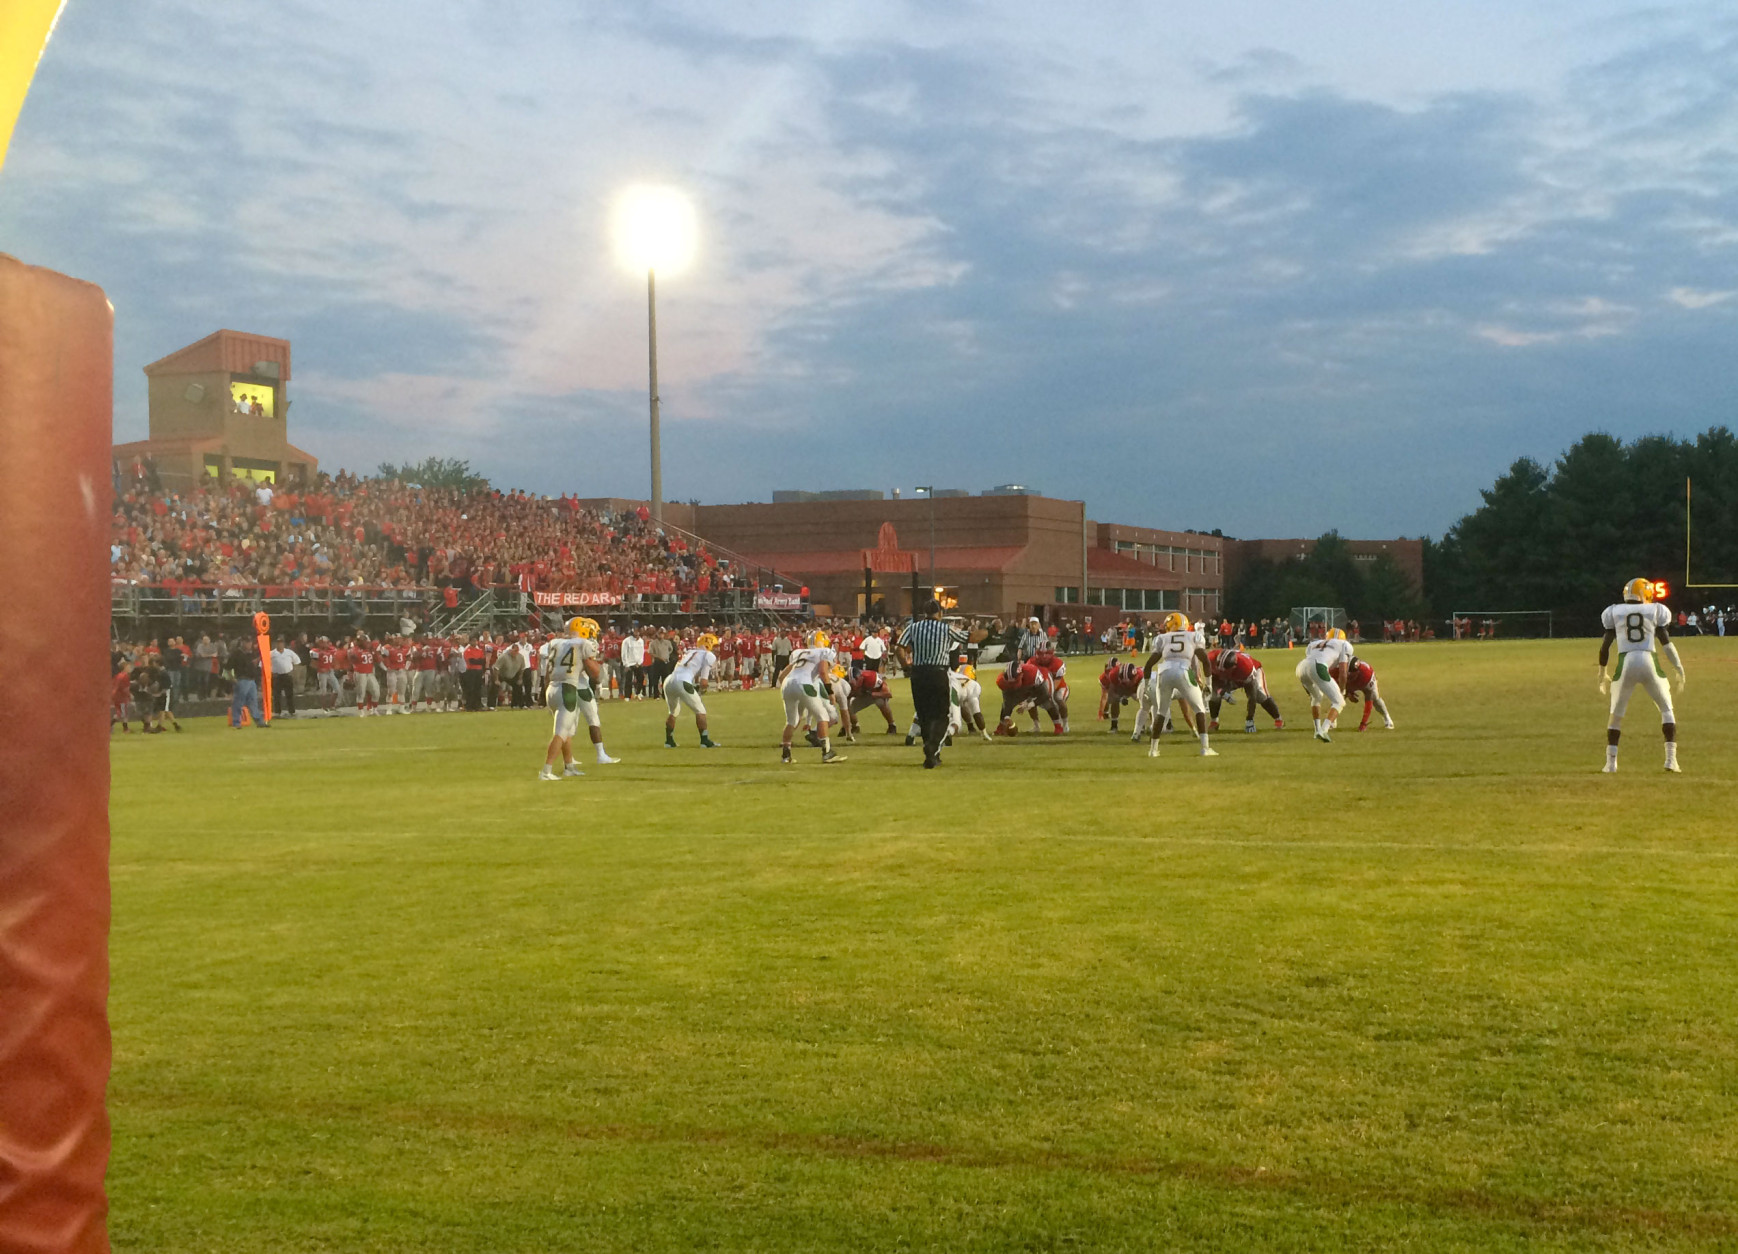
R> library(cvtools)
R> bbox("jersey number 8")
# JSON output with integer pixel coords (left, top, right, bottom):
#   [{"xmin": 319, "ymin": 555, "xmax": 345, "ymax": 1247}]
[{"xmin": 1626, "ymin": 613, "xmax": 1645, "ymax": 643}]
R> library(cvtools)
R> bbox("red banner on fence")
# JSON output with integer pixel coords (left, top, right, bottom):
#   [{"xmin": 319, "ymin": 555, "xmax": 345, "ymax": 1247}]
[{"xmin": 533, "ymin": 591, "xmax": 620, "ymax": 607}]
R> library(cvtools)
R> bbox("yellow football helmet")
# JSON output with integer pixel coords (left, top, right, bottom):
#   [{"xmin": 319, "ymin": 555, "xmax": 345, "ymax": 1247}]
[
  {"xmin": 957, "ymin": 664, "xmax": 976, "ymax": 682},
  {"xmin": 1622, "ymin": 577, "xmax": 1654, "ymax": 603},
  {"xmin": 830, "ymin": 663, "xmax": 848, "ymax": 680},
  {"xmin": 808, "ymin": 630, "xmax": 830, "ymax": 649},
  {"xmin": 1162, "ymin": 612, "xmax": 1188, "ymax": 633},
  {"xmin": 1329, "ymin": 627, "xmax": 1347, "ymax": 641},
  {"xmin": 697, "ymin": 632, "xmax": 721, "ymax": 651},
  {"xmin": 566, "ymin": 616, "xmax": 600, "ymax": 639}
]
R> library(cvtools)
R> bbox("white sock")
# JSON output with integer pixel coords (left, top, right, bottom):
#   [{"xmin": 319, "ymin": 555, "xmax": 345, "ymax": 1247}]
[
  {"xmin": 1606, "ymin": 745, "xmax": 1619, "ymax": 765},
  {"xmin": 821, "ymin": 736, "xmax": 831, "ymax": 753},
  {"xmin": 1664, "ymin": 742, "xmax": 1677, "ymax": 765},
  {"xmin": 1198, "ymin": 732, "xmax": 1209, "ymax": 749},
  {"xmin": 595, "ymin": 744, "xmax": 610, "ymax": 762}
]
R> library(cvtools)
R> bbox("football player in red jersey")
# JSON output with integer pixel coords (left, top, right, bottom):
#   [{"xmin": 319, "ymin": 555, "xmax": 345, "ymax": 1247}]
[
  {"xmin": 380, "ymin": 635, "xmax": 410, "ymax": 709},
  {"xmin": 311, "ymin": 636, "xmax": 341, "ymax": 710},
  {"xmin": 412, "ymin": 636, "xmax": 441, "ymax": 710},
  {"xmin": 1025, "ymin": 647, "xmax": 1071, "ymax": 733},
  {"xmin": 110, "ymin": 660, "xmax": 135, "ymax": 733},
  {"xmin": 1343, "ymin": 656, "xmax": 1395, "ymax": 730},
  {"xmin": 349, "ymin": 634, "xmax": 381, "ymax": 714},
  {"xmin": 992, "ymin": 659, "xmax": 1063, "ymax": 736},
  {"xmin": 849, "ymin": 667, "xmax": 899, "ymax": 735},
  {"xmin": 1097, "ymin": 658, "xmax": 1143, "ymax": 733},
  {"xmin": 737, "ymin": 631, "xmax": 758, "ymax": 690},
  {"xmin": 1207, "ymin": 645, "xmax": 1284, "ymax": 733}
]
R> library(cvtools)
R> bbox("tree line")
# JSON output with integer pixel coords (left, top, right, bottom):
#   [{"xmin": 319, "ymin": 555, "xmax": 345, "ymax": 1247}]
[
  {"xmin": 1425, "ymin": 427, "xmax": 1738, "ymax": 627},
  {"xmin": 1226, "ymin": 427, "xmax": 1738, "ymax": 629}
]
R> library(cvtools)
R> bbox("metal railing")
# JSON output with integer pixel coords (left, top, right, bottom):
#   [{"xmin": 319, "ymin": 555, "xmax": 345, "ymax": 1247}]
[{"xmin": 111, "ymin": 582, "xmax": 809, "ymax": 631}]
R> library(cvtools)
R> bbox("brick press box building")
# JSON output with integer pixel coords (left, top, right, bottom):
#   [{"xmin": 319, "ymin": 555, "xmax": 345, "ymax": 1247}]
[
  {"xmin": 112, "ymin": 330, "xmax": 317, "ymax": 490},
  {"xmin": 667, "ymin": 490, "xmax": 1423, "ymax": 623}
]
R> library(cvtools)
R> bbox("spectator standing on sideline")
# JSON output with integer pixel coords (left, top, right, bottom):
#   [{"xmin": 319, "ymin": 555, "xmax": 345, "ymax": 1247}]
[
  {"xmin": 270, "ymin": 640, "xmax": 302, "ymax": 716},
  {"xmin": 861, "ymin": 627, "xmax": 886, "ymax": 676},
  {"xmin": 193, "ymin": 634, "xmax": 219, "ymax": 699},
  {"xmin": 229, "ymin": 637, "xmax": 267, "ymax": 729},
  {"xmin": 897, "ymin": 598, "xmax": 969, "ymax": 769},
  {"xmin": 648, "ymin": 628, "xmax": 674, "ymax": 691},
  {"xmin": 620, "ymin": 627, "xmax": 646, "ymax": 698},
  {"xmin": 161, "ymin": 635, "xmax": 186, "ymax": 707},
  {"xmin": 460, "ymin": 634, "xmax": 488, "ymax": 711}
]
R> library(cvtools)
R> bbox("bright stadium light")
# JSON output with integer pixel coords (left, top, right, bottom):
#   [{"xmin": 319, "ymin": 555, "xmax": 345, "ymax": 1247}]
[
  {"xmin": 613, "ymin": 185, "xmax": 697, "ymax": 276},
  {"xmin": 612, "ymin": 185, "xmax": 697, "ymax": 525}
]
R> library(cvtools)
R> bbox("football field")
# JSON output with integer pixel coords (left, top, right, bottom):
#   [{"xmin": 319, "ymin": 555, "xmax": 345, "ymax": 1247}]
[{"xmin": 109, "ymin": 638, "xmax": 1738, "ymax": 1251}]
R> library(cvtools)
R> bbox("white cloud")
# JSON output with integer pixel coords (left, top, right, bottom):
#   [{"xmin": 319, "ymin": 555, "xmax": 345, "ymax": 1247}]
[{"xmin": 1667, "ymin": 286, "xmax": 1736, "ymax": 309}]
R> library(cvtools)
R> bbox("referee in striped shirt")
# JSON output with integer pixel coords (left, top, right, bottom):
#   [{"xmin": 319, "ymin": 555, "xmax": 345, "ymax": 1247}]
[{"xmin": 897, "ymin": 599, "xmax": 969, "ymax": 768}]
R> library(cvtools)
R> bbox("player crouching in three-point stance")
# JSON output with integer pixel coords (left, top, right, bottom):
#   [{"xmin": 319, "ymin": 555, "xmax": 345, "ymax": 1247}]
[
  {"xmin": 848, "ymin": 667, "xmax": 900, "ymax": 736},
  {"xmin": 1099, "ymin": 658, "xmax": 1143, "ymax": 734},
  {"xmin": 1342, "ymin": 655, "xmax": 1394, "ymax": 730},
  {"xmin": 1207, "ymin": 645, "xmax": 1284, "ymax": 733},
  {"xmin": 1296, "ymin": 627, "xmax": 1354, "ymax": 742},
  {"xmin": 1141, "ymin": 612, "xmax": 1218, "ymax": 758},
  {"xmin": 1598, "ymin": 578, "xmax": 1685, "ymax": 773},
  {"xmin": 778, "ymin": 631, "xmax": 846, "ymax": 764},
  {"xmin": 538, "ymin": 617, "xmax": 619, "ymax": 780},
  {"xmin": 665, "ymin": 633, "xmax": 722, "ymax": 749}
]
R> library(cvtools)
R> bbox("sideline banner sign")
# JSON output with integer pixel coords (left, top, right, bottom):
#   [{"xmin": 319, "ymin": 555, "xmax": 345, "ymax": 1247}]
[
  {"xmin": 754, "ymin": 591, "xmax": 803, "ymax": 611},
  {"xmin": 534, "ymin": 591, "xmax": 619, "ymax": 607}
]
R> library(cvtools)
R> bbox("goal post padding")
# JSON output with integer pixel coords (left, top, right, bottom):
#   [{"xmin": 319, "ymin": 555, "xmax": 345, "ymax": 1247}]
[{"xmin": 0, "ymin": 255, "xmax": 113, "ymax": 1253}]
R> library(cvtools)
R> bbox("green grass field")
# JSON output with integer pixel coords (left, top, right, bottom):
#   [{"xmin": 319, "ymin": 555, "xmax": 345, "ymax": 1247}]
[{"xmin": 108, "ymin": 638, "xmax": 1738, "ymax": 1251}]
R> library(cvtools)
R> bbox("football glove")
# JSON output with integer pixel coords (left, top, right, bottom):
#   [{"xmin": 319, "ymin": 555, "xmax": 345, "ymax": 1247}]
[{"xmin": 1596, "ymin": 667, "xmax": 1610, "ymax": 696}]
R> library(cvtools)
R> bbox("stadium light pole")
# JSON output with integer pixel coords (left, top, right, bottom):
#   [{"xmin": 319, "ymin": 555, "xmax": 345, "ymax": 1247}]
[
  {"xmin": 917, "ymin": 485, "xmax": 936, "ymax": 593},
  {"xmin": 613, "ymin": 185, "xmax": 697, "ymax": 526}
]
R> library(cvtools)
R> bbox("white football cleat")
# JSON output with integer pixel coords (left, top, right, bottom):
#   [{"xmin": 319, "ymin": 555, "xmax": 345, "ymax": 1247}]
[
  {"xmin": 1601, "ymin": 760, "xmax": 1618, "ymax": 773},
  {"xmin": 562, "ymin": 765, "xmax": 585, "ymax": 777},
  {"xmin": 1384, "ymin": 721, "xmax": 1395, "ymax": 730},
  {"xmin": 1200, "ymin": 746, "xmax": 1219, "ymax": 757},
  {"xmin": 1664, "ymin": 760, "xmax": 1681, "ymax": 773},
  {"xmin": 595, "ymin": 753, "xmax": 620, "ymax": 765},
  {"xmin": 538, "ymin": 768, "xmax": 559, "ymax": 781},
  {"xmin": 1147, "ymin": 740, "xmax": 1160, "ymax": 758}
]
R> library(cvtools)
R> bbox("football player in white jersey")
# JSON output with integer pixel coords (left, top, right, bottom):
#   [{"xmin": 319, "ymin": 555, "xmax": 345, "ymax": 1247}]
[
  {"xmin": 907, "ymin": 665, "xmax": 981, "ymax": 745},
  {"xmin": 815, "ymin": 662, "xmax": 855, "ymax": 743},
  {"xmin": 1598, "ymin": 578, "xmax": 1686, "ymax": 772},
  {"xmin": 955, "ymin": 663, "xmax": 991, "ymax": 741},
  {"xmin": 778, "ymin": 632, "xmax": 846, "ymax": 764},
  {"xmin": 537, "ymin": 618, "xmax": 619, "ymax": 780},
  {"xmin": 1296, "ymin": 627, "xmax": 1354, "ymax": 742},
  {"xmin": 1140, "ymin": 612, "xmax": 1218, "ymax": 758},
  {"xmin": 664, "ymin": 633, "xmax": 722, "ymax": 749}
]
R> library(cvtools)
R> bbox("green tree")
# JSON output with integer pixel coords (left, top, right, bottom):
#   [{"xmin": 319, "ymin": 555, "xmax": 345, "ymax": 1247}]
[
  {"xmin": 1428, "ymin": 426, "xmax": 1737, "ymax": 630},
  {"xmin": 377, "ymin": 457, "xmax": 491, "ymax": 492}
]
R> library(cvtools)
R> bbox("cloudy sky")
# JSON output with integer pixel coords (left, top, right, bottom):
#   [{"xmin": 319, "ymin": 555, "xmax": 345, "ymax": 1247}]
[{"xmin": 3, "ymin": 0, "xmax": 1735, "ymax": 536}]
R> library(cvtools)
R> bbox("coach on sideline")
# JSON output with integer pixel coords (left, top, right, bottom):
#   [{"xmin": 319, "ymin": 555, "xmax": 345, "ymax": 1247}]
[{"xmin": 897, "ymin": 599, "xmax": 968, "ymax": 769}]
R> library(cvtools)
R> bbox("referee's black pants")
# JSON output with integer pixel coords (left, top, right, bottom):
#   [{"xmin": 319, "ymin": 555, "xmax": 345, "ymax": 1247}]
[{"xmin": 909, "ymin": 664, "xmax": 951, "ymax": 763}]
